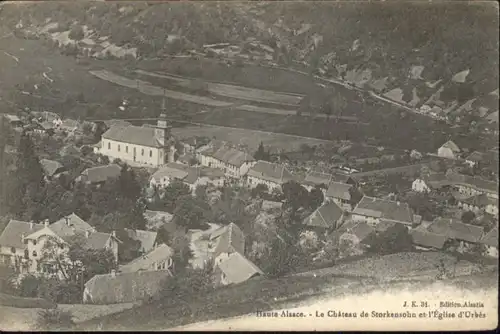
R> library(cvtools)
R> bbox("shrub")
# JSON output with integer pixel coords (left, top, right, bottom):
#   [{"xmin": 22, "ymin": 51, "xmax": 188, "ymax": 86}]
[
  {"xmin": 36, "ymin": 308, "xmax": 75, "ymax": 331},
  {"xmin": 68, "ymin": 25, "xmax": 84, "ymax": 41}
]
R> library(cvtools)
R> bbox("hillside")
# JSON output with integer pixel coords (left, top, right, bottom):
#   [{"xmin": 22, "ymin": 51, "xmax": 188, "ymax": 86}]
[{"xmin": 1, "ymin": 1, "xmax": 498, "ymax": 116}]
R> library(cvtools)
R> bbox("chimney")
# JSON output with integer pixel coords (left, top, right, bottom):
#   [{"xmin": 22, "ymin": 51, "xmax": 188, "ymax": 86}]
[
  {"xmin": 85, "ymin": 230, "xmax": 91, "ymax": 238},
  {"xmin": 396, "ymin": 201, "xmax": 400, "ymax": 206},
  {"xmin": 29, "ymin": 222, "xmax": 34, "ymax": 230},
  {"xmin": 21, "ymin": 233, "xmax": 25, "ymax": 243},
  {"xmin": 64, "ymin": 216, "xmax": 70, "ymax": 226},
  {"xmin": 110, "ymin": 269, "xmax": 116, "ymax": 277},
  {"xmin": 44, "ymin": 219, "xmax": 50, "ymax": 227},
  {"xmin": 111, "ymin": 230, "xmax": 116, "ymax": 238}
]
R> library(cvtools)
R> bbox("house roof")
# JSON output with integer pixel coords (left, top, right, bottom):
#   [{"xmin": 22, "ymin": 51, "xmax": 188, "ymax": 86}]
[
  {"xmin": 119, "ymin": 243, "xmax": 173, "ymax": 273},
  {"xmin": 325, "ymin": 182, "xmax": 352, "ymax": 201},
  {"xmin": 82, "ymin": 231, "xmax": 113, "ymax": 250},
  {"xmin": 303, "ymin": 201, "xmax": 343, "ymax": 229},
  {"xmin": 466, "ymin": 151, "xmax": 485, "ymax": 162},
  {"xmin": 480, "ymin": 227, "xmax": 498, "ymax": 247},
  {"xmin": 39, "ymin": 121, "xmax": 54, "ymax": 130},
  {"xmin": 460, "ymin": 194, "xmax": 496, "ymax": 207},
  {"xmin": 447, "ymin": 173, "xmax": 498, "ymax": 194},
  {"xmin": 347, "ymin": 222, "xmax": 375, "ymax": 242},
  {"xmin": 84, "ymin": 270, "xmax": 171, "ymax": 304},
  {"xmin": 125, "ymin": 229, "xmax": 157, "ymax": 253},
  {"xmin": 80, "ymin": 164, "xmax": 121, "ymax": 184},
  {"xmin": 375, "ymin": 219, "xmax": 397, "ymax": 232},
  {"xmin": 352, "ymin": 196, "xmax": 413, "ymax": 224},
  {"xmin": 47, "ymin": 213, "xmax": 93, "ymax": 241},
  {"xmin": 183, "ymin": 166, "xmax": 225, "ymax": 185},
  {"xmin": 0, "ymin": 220, "xmax": 44, "ymax": 249},
  {"xmin": 428, "ymin": 218, "xmax": 484, "ymax": 243},
  {"xmin": 217, "ymin": 252, "xmax": 263, "ymax": 285},
  {"xmin": 261, "ymin": 200, "xmax": 283, "ymax": 211},
  {"xmin": 410, "ymin": 229, "xmax": 447, "ymax": 249},
  {"xmin": 211, "ymin": 223, "xmax": 245, "ymax": 257},
  {"xmin": 40, "ymin": 159, "xmax": 64, "ymax": 177},
  {"xmin": 102, "ymin": 125, "xmax": 164, "ymax": 148},
  {"xmin": 3, "ymin": 114, "xmax": 22, "ymax": 122},
  {"xmin": 303, "ymin": 171, "xmax": 332, "ymax": 187},
  {"xmin": 201, "ymin": 143, "xmax": 254, "ymax": 167},
  {"xmin": 151, "ymin": 163, "xmax": 189, "ymax": 183},
  {"xmin": 440, "ymin": 140, "xmax": 460, "ymax": 153},
  {"xmin": 486, "ymin": 111, "xmax": 499, "ymax": 123},
  {"xmin": 247, "ymin": 161, "xmax": 294, "ymax": 185}
]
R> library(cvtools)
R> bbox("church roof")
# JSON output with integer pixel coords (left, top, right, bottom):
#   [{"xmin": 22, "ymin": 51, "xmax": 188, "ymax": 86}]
[{"xmin": 102, "ymin": 125, "xmax": 165, "ymax": 148}]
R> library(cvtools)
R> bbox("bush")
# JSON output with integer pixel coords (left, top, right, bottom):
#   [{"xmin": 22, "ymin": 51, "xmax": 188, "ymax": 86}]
[
  {"xmin": 68, "ymin": 25, "xmax": 84, "ymax": 41},
  {"xmin": 36, "ymin": 308, "xmax": 75, "ymax": 331}
]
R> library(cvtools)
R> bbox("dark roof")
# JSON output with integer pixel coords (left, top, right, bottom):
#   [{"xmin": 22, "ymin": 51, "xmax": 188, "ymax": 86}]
[
  {"xmin": 325, "ymin": 182, "xmax": 352, "ymax": 201},
  {"xmin": 0, "ymin": 220, "xmax": 44, "ymax": 249},
  {"xmin": 102, "ymin": 125, "xmax": 163, "ymax": 148},
  {"xmin": 302, "ymin": 171, "xmax": 332, "ymax": 187},
  {"xmin": 480, "ymin": 227, "xmax": 498, "ymax": 247},
  {"xmin": 247, "ymin": 161, "xmax": 294, "ymax": 184},
  {"xmin": 80, "ymin": 164, "xmax": 121, "ymax": 184},
  {"xmin": 410, "ymin": 229, "xmax": 447, "ymax": 249},
  {"xmin": 446, "ymin": 172, "xmax": 498, "ymax": 194},
  {"xmin": 84, "ymin": 270, "xmax": 171, "ymax": 304},
  {"xmin": 124, "ymin": 229, "xmax": 158, "ymax": 253},
  {"xmin": 328, "ymin": 220, "xmax": 374, "ymax": 243},
  {"xmin": 352, "ymin": 196, "xmax": 413, "ymax": 224},
  {"xmin": 211, "ymin": 223, "xmax": 245, "ymax": 257},
  {"xmin": 303, "ymin": 201, "xmax": 343, "ymax": 229},
  {"xmin": 428, "ymin": 218, "xmax": 484, "ymax": 243},
  {"xmin": 40, "ymin": 159, "xmax": 64, "ymax": 177}
]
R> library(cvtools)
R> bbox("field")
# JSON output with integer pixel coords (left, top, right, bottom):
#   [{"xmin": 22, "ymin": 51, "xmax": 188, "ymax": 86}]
[
  {"xmin": 171, "ymin": 125, "xmax": 337, "ymax": 153},
  {"xmin": 0, "ymin": 302, "xmax": 135, "ymax": 331}
]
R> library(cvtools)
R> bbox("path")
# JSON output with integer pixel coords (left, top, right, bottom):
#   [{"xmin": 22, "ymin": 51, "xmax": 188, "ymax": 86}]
[{"xmin": 1, "ymin": 50, "xmax": 19, "ymax": 63}]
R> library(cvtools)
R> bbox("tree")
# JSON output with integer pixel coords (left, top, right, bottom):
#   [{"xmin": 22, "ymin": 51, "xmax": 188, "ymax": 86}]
[
  {"xmin": 251, "ymin": 183, "xmax": 269, "ymax": 199},
  {"xmin": 169, "ymin": 229, "xmax": 194, "ymax": 274},
  {"xmin": 115, "ymin": 229, "xmax": 142, "ymax": 264},
  {"xmin": 364, "ymin": 224, "xmax": 414, "ymax": 255},
  {"xmin": 254, "ymin": 142, "xmax": 271, "ymax": 161},
  {"xmin": 161, "ymin": 180, "xmax": 191, "ymax": 212},
  {"xmin": 348, "ymin": 187, "xmax": 363, "ymax": 210},
  {"xmin": 173, "ymin": 196, "xmax": 206, "ymax": 230},
  {"xmin": 282, "ymin": 181, "xmax": 309, "ymax": 218},
  {"xmin": 36, "ymin": 308, "xmax": 75, "ymax": 331},
  {"xmin": 461, "ymin": 211, "xmax": 476, "ymax": 224},
  {"xmin": 308, "ymin": 186, "xmax": 324, "ymax": 211}
]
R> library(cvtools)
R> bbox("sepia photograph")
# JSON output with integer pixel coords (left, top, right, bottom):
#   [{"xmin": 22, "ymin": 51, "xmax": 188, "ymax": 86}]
[{"xmin": 0, "ymin": 0, "xmax": 498, "ymax": 331}]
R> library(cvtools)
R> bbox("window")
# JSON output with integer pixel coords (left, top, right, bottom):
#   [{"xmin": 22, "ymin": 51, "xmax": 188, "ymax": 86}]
[
  {"xmin": 118, "ymin": 144, "xmax": 121, "ymax": 152},
  {"xmin": 23, "ymin": 239, "xmax": 28, "ymax": 245},
  {"xmin": 24, "ymin": 250, "xmax": 29, "ymax": 259},
  {"xmin": 32, "ymin": 251, "xmax": 37, "ymax": 257},
  {"xmin": 33, "ymin": 240, "xmax": 37, "ymax": 246},
  {"xmin": 10, "ymin": 247, "xmax": 15, "ymax": 254},
  {"xmin": 125, "ymin": 146, "xmax": 128, "ymax": 153},
  {"xmin": 141, "ymin": 148, "xmax": 144, "ymax": 156},
  {"xmin": 59, "ymin": 244, "xmax": 64, "ymax": 250},
  {"xmin": 149, "ymin": 150, "xmax": 152, "ymax": 157},
  {"xmin": 108, "ymin": 142, "xmax": 111, "ymax": 150}
]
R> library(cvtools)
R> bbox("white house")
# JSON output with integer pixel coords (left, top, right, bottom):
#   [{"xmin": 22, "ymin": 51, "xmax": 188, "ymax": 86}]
[
  {"xmin": 0, "ymin": 214, "xmax": 120, "ymax": 278},
  {"xmin": 198, "ymin": 142, "xmax": 255, "ymax": 179},
  {"xmin": 465, "ymin": 151, "xmax": 484, "ymax": 168},
  {"xmin": 149, "ymin": 163, "xmax": 190, "ymax": 188},
  {"xmin": 246, "ymin": 161, "xmax": 295, "ymax": 192},
  {"xmin": 94, "ymin": 114, "xmax": 175, "ymax": 167},
  {"xmin": 119, "ymin": 243, "xmax": 173, "ymax": 273},
  {"xmin": 149, "ymin": 163, "xmax": 225, "ymax": 193},
  {"xmin": 437, "ymin": 140, "xmax": 460, "ymax": 160},
  {"xmin": 209, "ymin": 223, "xmax": 245, "ymax": 266},
  {"xmin": 351, "ymin": 196, "xmax": 414, "ymax": 228}
]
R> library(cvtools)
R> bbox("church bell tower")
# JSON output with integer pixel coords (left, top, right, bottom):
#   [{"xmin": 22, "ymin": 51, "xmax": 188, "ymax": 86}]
[{"xmin": 155, "ymin": 98, "xmax": 175, "ymax": 163}]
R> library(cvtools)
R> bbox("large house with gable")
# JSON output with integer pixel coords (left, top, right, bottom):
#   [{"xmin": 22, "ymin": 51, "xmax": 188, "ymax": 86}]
[
  {"xmin": 351, "ymin": 196, "xmax": 415, "ymax": 229},
  {"xmin": 246, "ymin": 161, "xmax": 295, "ymax": 192},
  {"xmin": 94, "ymin": 114, "xmax": 175, "ymax": 167},
  {"xmin": 198, "ymin": 142, "xmax": 255, "ymax": 179}
]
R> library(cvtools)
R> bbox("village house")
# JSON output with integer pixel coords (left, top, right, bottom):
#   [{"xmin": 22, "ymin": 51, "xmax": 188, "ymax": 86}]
[
  {"xmin": 411, "ymin": 173, "xmax": 451, "ymax": 193},
  {"xmin": 465, "ymin": 151, "xmax": 485, "ymax": 168},
  {"xmin": 75, "ymin": 164, "xmax": 121, "ymax": 186},
  {"xmin": 198, "ymin": 142, "xmax": 255, "ymax": 179},
  {"xmin": 182, "ymin": 166, "xmax": 226, "ymax": 194},
  {"xmin": 410, "ymin": 222, "xmax": 448, "ymax": 251},
  {"xmin": 437, "ymin": 140, "xmax": 461, "ymax": 160},
  {"xmin": 0, "ymin": 214, "xmax": 120, "ymax": 276},
  {"xmin": 124, "ymin": 229, "xmax": 158, "ymax": 254},
  {"xmin": 351, "ymin": 196, "xmax": 415, "ymax": 228},
  {"xmin": 213, "ymin": 251, "xmax": 263, "ymax": 286},
  {"xmin": 149, "ymin": 163, "xmax": 190, "ymax": 188},
  {"xmin": 325, "ymin": 181, "xmax": 360, "ymax": 210},
  {"xmin": 447, "ymin": 172, "xmax": 498, "ymax": 199},
  {"xmin": 457, "ymin": 194, "xmax": 498, "ymax": 217},
  {"xmin": 83, "ymin": 269, "xmax": 171, "ymax": 304},
  {"xmin": 480, "ymin": 227, "xmax": 498, "ymax": 258},
  {"xmin": 40, "ymin": 158, "xmax": 66, "ymax": 181},
  {"xmin": 2, "ymin": 114, "xmax": 24, "ymax": 128},
  {"xmin": 302, "ymin": 201, "xmax": 345, "ymax": 234},
  {"xmin": 119, "ymin": 243, "xmax": 173, "ymax": 274},
  {"xmin": 0, "ymin": 219, "xmax": 45, "ymax": 273},
  {"xmin": 246, "ymin": 161, "xmax": 295, "ymax": 192},
  {"xmin": 327, "ymin": 220, "xmax": 375, "ymax": 257},
  {"xmin": 427, "ymin": 217, "xmax": 484, "ymax": 252},
  {"xmin": 209, "ymin": 223, "xmax": 245, "ymax": 264},
  {"xmin": 94, "ymin": 114, "xmax": 175, "ymax": 167},
  {"xmin": 301, "ymin": 171, "xmax": 333, "ymax": 191}
]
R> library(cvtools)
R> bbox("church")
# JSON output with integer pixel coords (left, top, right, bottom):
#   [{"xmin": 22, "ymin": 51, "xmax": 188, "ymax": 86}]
[{"xmin": 94, "ymin": 113, "xmax": 175, "ymax": 167}]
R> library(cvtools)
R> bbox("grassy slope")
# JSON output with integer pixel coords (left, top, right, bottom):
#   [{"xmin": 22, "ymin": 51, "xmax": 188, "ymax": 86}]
[{"xmin": 73, "ymin": 252, "xmax": 497, "ymax": 331}]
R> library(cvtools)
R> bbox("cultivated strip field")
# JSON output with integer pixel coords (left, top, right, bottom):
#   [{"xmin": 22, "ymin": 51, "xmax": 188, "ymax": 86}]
[
  {"xmin": 135, "ymin": 69, "xmax": 304, "ymax": 106},
  {"xmin": 171, "ymin": 125, "xmax": 337, "ymax": 152}
]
